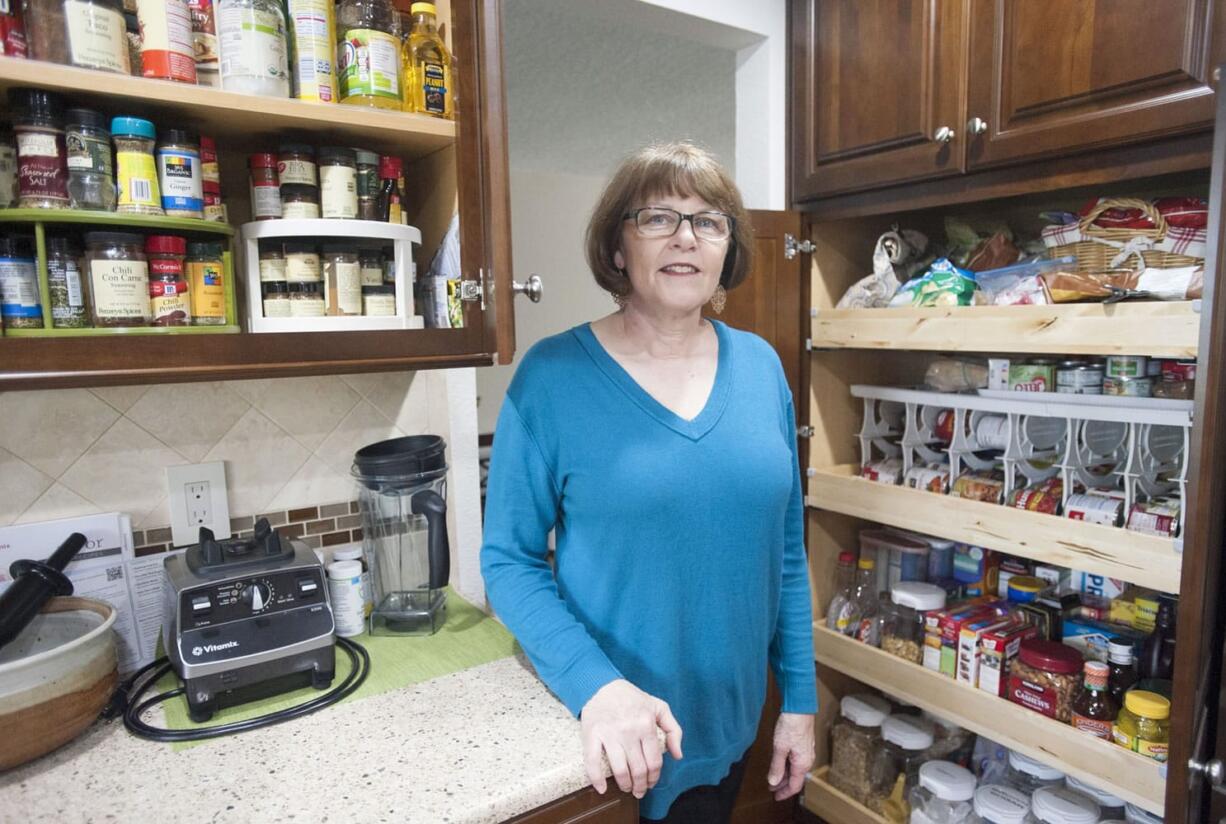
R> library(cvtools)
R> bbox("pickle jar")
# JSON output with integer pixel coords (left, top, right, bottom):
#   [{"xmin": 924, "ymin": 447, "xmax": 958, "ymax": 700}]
[
  {"xmin": 880, "ymin": 582, "xmax": 945, "ymax": 664},
  {"xmin": 1112, "ymin": 690, "xmax": 1170, "ymax": 762},
  {"xmin": 828, "ymin": 693, "xmax": 891, "ymax": 805}
]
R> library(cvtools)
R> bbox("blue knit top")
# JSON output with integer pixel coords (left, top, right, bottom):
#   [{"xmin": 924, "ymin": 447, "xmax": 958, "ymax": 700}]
[{"xmin": 480, "ymin": 319, "xmax": 817, "ymax": 819}]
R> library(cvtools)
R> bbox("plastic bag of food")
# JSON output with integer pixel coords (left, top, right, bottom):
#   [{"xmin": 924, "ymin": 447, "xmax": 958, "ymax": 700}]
[
  {"xmin": 1042, "ymin": 266, "xmax": 1203, "ymax": 303},
  {"xmin": 966, "ymin": 232, "xmax": 1021, "ymax": 272},
  {"xmin": 974, "ymin": 257, "xmax": 1073, "ymax": 305},
  {"xmin": 889, "ymin": 258, "xmax": 977, "ymax": 307},
  {"xmin": 925, "ymin": 359, "xmax": 988, "ymax": 392}
]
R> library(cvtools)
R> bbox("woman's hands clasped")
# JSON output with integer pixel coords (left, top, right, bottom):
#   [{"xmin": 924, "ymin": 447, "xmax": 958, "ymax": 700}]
[
  {"xmin": 767, "ymin": 711, "xmax": 816, "ymax": 800},
  {"xmin": 580, "ymin": 679, "xmax": 684, "ymax": 798}
]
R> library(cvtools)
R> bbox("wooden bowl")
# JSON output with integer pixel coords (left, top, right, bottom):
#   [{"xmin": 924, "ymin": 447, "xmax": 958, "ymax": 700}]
[{"xmin": 0, "ymin": 596, "xmax": 118, "ymax": 771}]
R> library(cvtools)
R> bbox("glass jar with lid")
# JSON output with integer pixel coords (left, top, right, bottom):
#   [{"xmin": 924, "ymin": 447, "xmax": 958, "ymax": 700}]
[
  {"xmin": 1065, "ymin": 775, "xmax": 1126, "ymax": 820},
  {"xmin": 46, "ymin": 236, "xmax": 89, "ymax": 328},
  {"xmin": 277, "ymin": 143, "xmax": 317, "ymax": 187},
  {"xmin": 85, "ymin": 231, "xmax": 150, "ymax": 327},
  {"xmin": 263, "ymin": 281, "xmax": 290, "ymax": 317},
  {"xmin": 880, "ymin": 581, "xmax": 945, "ymax": 664},
  {"xmin": 12, "ymin": 87, "xmax": 69, "ymax": 209},
  {"xmin": 1003, "ymin": 750, "xmax": 1063, "ymax": 796},
  {"xmin": 0, "ymin": 235, "xmax": 42, "ymax": 329},
  {"xmin": 260, "ymin": 245, "xmax": 286, "ymax": 282},
  {"xmin": 1112, "ymin": 689, "xmax": 1170, "ymax": 762},
  {"xmin": 146, "ymin": 234, "xmax": 190, "ymax": 326},
  {"xmin": 248, "ymin": 152, "xmax": 282, "ymax": 220},
  {"xmin": 867, "ymin": 714, "xmax": 934, "ymax": 816},
  {"xmin": 323, "ymin": 243, "xmax": 361, "ymax": 315},
  {"xmin": 907, "ymin": 761, "xmax": 976, "ymax": 824},
  {"xmin": 971, "ymin": 784, "xmax": 1031, "ymax": 824},
  {"xmin": 281, "ymin": 184, "xmax": 320, "ymax": 219},
  {"xmin": 1029, "ymin": 785, "xmax": 1099, "ymax": 824},
  {"xmin": 217, "ymin": 0, "xmax": 291, "ymax": 97},
  {"xmin": 318, "ymin": 146, "xmax": 357, "ymax": 218},
  {"xmin": 284, "ymin": 240, "xmax": 321, "ymax": 282},
  {"xmin": 65, "ymin": 108, "xmax": 116, "ymax": 211},
  {"xmin": 827, "ymin": 693, "xmax": 891, "ymax": 805},
  {"xmin": 353, "ymin": 148, "xmax": 379, "ymax": 219},
  {"xmin": 359, "ymin": 248, "xmax": 384, "ymax": 286},
  {"xmin": 288, "ymin": 280, "xmax": 324, "ymax": 316},
  {"xmin": 112, "ymin": 116, "xmax": 163, "ymax": 215},
  {"xmin": 362, "ymin": 284, "xmax": 395, "ymax": 316}
]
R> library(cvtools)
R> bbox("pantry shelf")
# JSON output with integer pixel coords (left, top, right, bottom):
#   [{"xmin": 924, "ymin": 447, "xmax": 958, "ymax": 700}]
[
  {"xmin": 811, "ymin": 302, "xmax": 1200, "ymax": 358},
  {"xmin": 812, "ymin": 623, "xmax": 1167, "ymax": 816},
  {"xmin": 0, "ymin": 59, "xmax": 456, "ymax": 158},
  {"xmin": 0, "ymin": 209, "xmax": 237, "ymax": 235},
  {"xmin": 802, "ymin": 767, "xmax": 889, "ymax": 824},
  {"xmin": 805, "ymin": 464, "xmax": 1182, "ymax": 593}
]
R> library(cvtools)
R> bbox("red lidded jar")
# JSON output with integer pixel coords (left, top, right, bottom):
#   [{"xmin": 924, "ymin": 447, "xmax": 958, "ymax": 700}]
[
  {"xmin": 1006, "ymin": 639, "xmax": 1083, "ymax": 722},
  {"xmin": 248, "ymin": 152, "xmax": 281, "ymax": 220},
  {"xmin": 146, "ymin": 234, "xmax": 190, "ymax": 326}
]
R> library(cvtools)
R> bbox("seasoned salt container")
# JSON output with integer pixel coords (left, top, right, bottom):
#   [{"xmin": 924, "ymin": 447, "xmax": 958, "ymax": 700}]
[
  {"xmin": 1029, "ymin": 785, "xmax": 1099, "ymax": 824},
  {"xmin": 907, "ymin": 760, "xmax": 976, "ymax": 824},
  {"xmin": 971, "ymin": 784, "xmax": 1031, "ymax": 824},
  {"xmin": 828, "ymin": 693, "xmax": 892, "ymax": 805}
]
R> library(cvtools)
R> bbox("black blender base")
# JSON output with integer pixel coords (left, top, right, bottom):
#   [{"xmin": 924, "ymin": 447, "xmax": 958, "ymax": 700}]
[{"xmin": 182, "ymin": 646, "xmax": 336, "ymax": 722}]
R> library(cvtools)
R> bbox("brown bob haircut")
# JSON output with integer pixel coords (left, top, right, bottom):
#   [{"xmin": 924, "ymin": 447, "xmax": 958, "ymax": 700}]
[{"xmin": 585, "ymin": 141, "xmax": 754, "ymax": 298}]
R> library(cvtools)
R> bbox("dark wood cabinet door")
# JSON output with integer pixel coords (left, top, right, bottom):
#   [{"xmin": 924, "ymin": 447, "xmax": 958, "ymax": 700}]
[
  {"xmin": 790, "ymin": 0, "xmax": 967, "ymax": 201},
  {"xmin": 504, "ymin": 786, "xmax": 637, "ymax": 823},
  {"xmin": 964, "ymin": 0, "xmax": 1223, "ymax": 169}
]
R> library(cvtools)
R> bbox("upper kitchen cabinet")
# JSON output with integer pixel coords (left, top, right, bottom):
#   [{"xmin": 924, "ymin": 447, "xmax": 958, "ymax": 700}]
[
  {"xmin": 0, "ymin": 0, "xmax": 517, "ymax": 390},
  {"xmin": 964, "ymin": 0, "xmax": 1225, "ymax": 169},
  {"xmin": 790, "ymin": 0, "xmax": 967, "ymax": 200}
]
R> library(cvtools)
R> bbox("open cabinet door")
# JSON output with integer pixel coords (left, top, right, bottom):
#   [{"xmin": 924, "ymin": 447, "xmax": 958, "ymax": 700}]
[{"xmin": 1172, "ymin": 75, "xmax": 1226, "ymax": 824}]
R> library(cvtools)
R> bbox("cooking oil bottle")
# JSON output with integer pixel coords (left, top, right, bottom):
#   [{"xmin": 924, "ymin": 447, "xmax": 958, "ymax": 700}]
[
  {"xmin": 336, "ymin": 0, "xmax": 403, "ymax": 110},
  {"xmin": 403, "ymin": 2, "xmax": 453, "ymax": 119}
]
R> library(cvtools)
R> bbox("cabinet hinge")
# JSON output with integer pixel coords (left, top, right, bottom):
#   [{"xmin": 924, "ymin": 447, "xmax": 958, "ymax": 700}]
[
  {"xmin": 805, "ymin": 338, "xmax": 813, "ymax": 351},
  {"xmin": 460, "ymin": 268, "xmax": 486, "ymax": 310},
  {"xmin": 784, "ymin": 233, "xmax": 815, "ymax": 260},
  {"xmin": 796, "ymin": 426, "xmax": 815, "ymax": 439}
]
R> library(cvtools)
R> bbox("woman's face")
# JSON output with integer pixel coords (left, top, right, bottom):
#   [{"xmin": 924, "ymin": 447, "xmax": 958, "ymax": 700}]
[{"xmin": 614, "ymin": 192, "xmax": 730, "ymax": 317}]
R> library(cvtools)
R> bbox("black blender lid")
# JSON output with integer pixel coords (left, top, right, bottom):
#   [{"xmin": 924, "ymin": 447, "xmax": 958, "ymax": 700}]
[{"xmin": 353, "ymin": 435, "xmax": 447, "ymax": 480}]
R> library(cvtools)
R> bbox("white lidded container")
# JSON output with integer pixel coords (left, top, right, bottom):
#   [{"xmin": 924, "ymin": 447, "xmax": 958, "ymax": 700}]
[
  {"xmin": 1030, "ymin": 785, "xmax": 1099, "ymax": 824},
  {"xmin": 882, "ymin": 714, "xmax": 936, "ymax": 798},
  {"xmin": 331, "ymin": 545, "xmax": 372, "ymax": 617},
  {"xmin": 972, "ymin": 784, "xmax": 1031, "ymax": 824},
  {"xmin": 1125, "ymin": 803, "xmax": 1164, "ymax": 823},
  {"xmin": 1005, "ymin": 749, "xmax": 1064, "ymax": 795},
  {"xmin": 908, "ymin": 760, "xmax": 976, "ymax": 824},
  {"xmin": 1065, "ymin": 774, "xmax": 1126, "ymax": 819},
  {"xmin": 326, "ymin": 558, "xmax": 366, "ymax": 637}
]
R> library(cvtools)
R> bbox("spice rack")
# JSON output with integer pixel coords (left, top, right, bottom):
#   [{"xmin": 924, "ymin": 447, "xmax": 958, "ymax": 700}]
[
  {"xmin": 0, "ymin": 208, "xmax": 240, "ymax": 336},
  {"xmin": 241, "ymin": 218, "xmax": 423, "ymax": 332}
]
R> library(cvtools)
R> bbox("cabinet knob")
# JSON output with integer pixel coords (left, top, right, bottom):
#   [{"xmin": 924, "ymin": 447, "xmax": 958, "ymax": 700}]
[
  {"xmin": 933, "ymin": 126, "xmax": 956, "ymax": 144},
  {"xmin": 1190, "ymin": 757, "xmax": 1225, "ymax": 788},
  {"xmin": 967, "ymin": 117, "xmax": 989, "ymax": 136},
  {"xmin": 512, "ymin": 274, "xmax": 543, "ymax": 303}
]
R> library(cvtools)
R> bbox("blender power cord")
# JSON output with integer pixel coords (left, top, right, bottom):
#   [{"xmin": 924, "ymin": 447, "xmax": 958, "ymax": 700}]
[{"xmin": 108, "ymin": 636, "xmax": 370, "ymax": 742}]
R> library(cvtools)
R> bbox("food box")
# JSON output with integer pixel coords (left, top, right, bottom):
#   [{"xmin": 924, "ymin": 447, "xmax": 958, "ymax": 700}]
[
  {"xmin": 1078, "ymin": 572, "xmax": 1128, "ymax": 600},
  {"xmin": 953, "ymin": 546, "xmax": 1000, "ymax": 597},
  {"xmin": 958, "ymin": 616, "xmax": 1017, "ymax": 687},
  {"xmin": 939, "ymin": 601, "xmax": 1009, "ymax": 677},
  {"xmin": 1033, "ymin": 563, "xmax": 1073, "ymax": 591},
  {"xmin": 1062, "ymin": 617, "xmax": 1147, "ymax": 663},
  {"xmin": 977, "ymin": 622, "xmax": 1039, "ymax": 697},
  {"xmin": 1009, "ymin": 363, "xmax": 1056, "ymax": 392},
  {"xmin": 1109, "ymin": 589, "xmax": 1161, "ymax": 632}
]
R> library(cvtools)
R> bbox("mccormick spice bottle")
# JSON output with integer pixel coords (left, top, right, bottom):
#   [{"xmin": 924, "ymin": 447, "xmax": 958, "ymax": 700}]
[
  {"xmin": 146, "ymin": 234, "xmax": 191, "ymax": 325},
  {"xmin": 1071, "ymin": 660, "xmax": 1118, "ymax": 740},
  {"xmin": 248, "ymin": 152, "xmax": 282, "ymax": 220}
]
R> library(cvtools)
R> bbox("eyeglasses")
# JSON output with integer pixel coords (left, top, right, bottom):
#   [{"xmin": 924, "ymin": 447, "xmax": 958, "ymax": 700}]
[{"xmin": 622, "ymin": 207, "xmax": 734, "ymax": 241}]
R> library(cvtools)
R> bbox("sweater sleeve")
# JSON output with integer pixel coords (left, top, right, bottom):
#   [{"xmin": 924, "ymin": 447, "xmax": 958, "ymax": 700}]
[
  {"xmin": 768, "ymin": 389, "xmax": 819, "ymax": 714},
  {"xmin": 480, "ymin": 396, "xmax": 624, "ymax": 717}
]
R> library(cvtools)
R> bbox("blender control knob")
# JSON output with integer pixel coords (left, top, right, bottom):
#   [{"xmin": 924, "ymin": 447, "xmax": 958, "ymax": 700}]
[{"xmin": 245, "ymin": 581, "xmax": 272, "ymax": 611}]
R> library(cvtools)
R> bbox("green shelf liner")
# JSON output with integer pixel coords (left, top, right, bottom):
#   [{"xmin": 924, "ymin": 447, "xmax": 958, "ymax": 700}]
[
  {"xmin": 4, "ymin": 324, "xmax": 242, "ymax": 338},
  {"xmin": 0, "ymin": 208, "xmax": 235, "ymax": 236}
]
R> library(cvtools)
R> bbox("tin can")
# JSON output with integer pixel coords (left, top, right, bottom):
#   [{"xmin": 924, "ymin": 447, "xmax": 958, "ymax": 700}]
[
  {"xmin": 1009, "ymin": 362, "xmax": 1055, "ymax": 392},
  {"xmin": 1057, "ymin": 361, "xmax": 1105, "ymax": 395},
  {"xmin": 862, "ymin": 457, "xmax": 903, "ymax": 485},
  {"xmin": 905, "ymin": 463, "xmax": 950, "ymax": 494},
  {"xmin": 1162, "ymin": 359, "xmax": 1197, "ymax": 383},
  {"xmin": 1127, "ymin": 498, "xmax": 1180, "ymax": 537},
  {"xmin": 951, "ymin": 469, "xmax": 1006, "ymax": 503},
  {"xmin": 1065, "ymin": 493, "xmax": 1123, "ymax": 526},
  {"xmin": 1104, "ymin": 376, "xmax": 1153, "ymax": 397},
  {"xmin": 1008, "ymin": 477, "xmax": 1063, "ymax": 515},
  {"xmin": 974, "ymin": 414, "xmax": 1010, "ymax": 450},
  {"xmin": 988, "ymin": 358, "xmax": 1010, "ymax": 391},
  {"xmin": 934, "ymin": 409, "xmax": 956, "ymax": 443},
  {"xmin": 1106, "ymin": 355, "xmax": 1148, "ymax": 379}
]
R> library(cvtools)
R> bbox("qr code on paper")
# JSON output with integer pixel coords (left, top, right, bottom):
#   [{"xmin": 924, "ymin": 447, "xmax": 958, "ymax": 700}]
[{"xmin": 106, "ymin": 566, "xmax": 123, "ymax": 582}]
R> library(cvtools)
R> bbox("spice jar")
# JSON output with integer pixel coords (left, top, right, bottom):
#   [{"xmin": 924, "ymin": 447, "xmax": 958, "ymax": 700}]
[
  {"xmin": 63, "ymin": 0, "xmax": 131, "ymax": 72},
  {"xmin": 288, "ymin": 280, "xmax": 324, "ymax": 316},
  {"xmin": 1003, "ymin": 749, "xmax": 1064, "ymax": 795},
  {"xmin": 354, "ymin": 148, "xmax": 379, "ymax": 219},
  {"xmin": 200, "ymin": 135, "xmax": 220, "ymax": 184},
  {"xmin": 972, "ymin": 784, "xmax": 1031, "ymax": 824},
  {"xmin": 146, "ymin": 234, "xmax": 190, "ymax": 325},
  {"xmin": 113, "ymin": 116, "xmax": 163, "ymax": 215},
  {"xmin": 47, "ymin": 236, "xmax": 90, "ymax": 328},
  {"xmin": 362, "ymin": 284, "xmax": 395, "ymax": 316},
  {"xmin": 0, "ymin": 236, "xmax": 42, "ymax": 328},
  {"xmin": 906, "ymin": 761, "xmax": 976, "ymax": 824},
  {"xmin": 12, "ymin": 87, "xmax": 69, "ymax": 209},
  {"xmin": 0, "ymin": 4, "xmax": 25, "ymax": 58},
  {"xmin": 284, "ymin": 240, "xmax": 320, "ymax": 281},
  {"xmin": 217, "ymin": 0, "xmax": 290, "ymax": 97},
  {"xmin": 827, "ymin": 693, "xmax": 891, "ymax": 806},
  {"xmin": 880, "ymin": 582, "xmax": 945, "ymax": 664},
  {"xmin": 1112, "ymin": 689, "xmax": 1169, "ymax": 762},
  {"xmin": 203, "ymin": 180, "xmax": 225, "ymax": 221},
  {"xmin": 156, "ymin": 129, "xmax": 203, "ymax": 218},
  {"xmin": 318, "ymin": 146, "xmax": 357, "ymax": 219},
  {"xmin": 359, "ymin": 248, "xmax": 384, "ymax": 286},
  {"xmin": 1071, "ymin": 660, "xmax": 1118, "ymax": 740},
  {"xmin": 259, "ymin": 245, "xmax": 286, "ymax": 282},
  {"xmin": 136, "ymin": 0, "xmax": 197, "ymax": 83},
  {"xmin": 0, "ymin": 129, "xmax": 18, "ymax": 208},
  {"xmin": 85, "ymin": 231, "xmax": 150, "ymax": 326},
  {"xmin": 1066, "ymin": 775, "xmax": 1126, "ymax": 820},
  {"xmin": 262, "ymin": 280, "xmax": 290, "ymax": 316},
  {"xmin": 23, "ymin": 0, "xmax": 71, "ymax": 64},
  {"xmin": 65, "ymin": 108, "xmax": 116, "ymax": 211},
  {"xmin": 1030, "ymin": 785, "xmax": 1099, "ymax": 824},
  {"xmin": 378, "ymin": 154, "xmax": 402, "ymax": 223},
  {"xmin": 323, "ymin": 243, "xmax": 361, "ymax": 315},
  {"xmin": 186, "ymin": 241, "xmax": 225, "ymax": 325},
  {"xmin": 248, "ymin": 152, "xmax": 282, "ymax": 220},
  {"xmin": 1108, "ymin": 641, "xmax": 1139, "ymax": 705},
  {"xmin": 277, "ymin": 143, "xmax": 317, "ymax": 187},
  {"xmin": 280, "ymin": 184, "xmax": 320, "ymax": 218},
  {"xmin": 1006, "ymin": 639, "xmax": 1083, "ymax": 722}
]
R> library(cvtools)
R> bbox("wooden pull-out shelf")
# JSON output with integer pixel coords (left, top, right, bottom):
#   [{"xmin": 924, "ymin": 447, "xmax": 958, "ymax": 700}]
[
  {"xmin": 812, "ymin": 623, "xmax": 1167, "ymax": 816},
  {"xmin": 811, "ymin": 301, "xmax": 1200, "ymax": 358},
  {"xmin": 806, "ymin": 464, "xmax": 1181, "ymax": 593},
  {"xmin": 802, "ymin": 766, "xmax": 889, "ymax": 824}
]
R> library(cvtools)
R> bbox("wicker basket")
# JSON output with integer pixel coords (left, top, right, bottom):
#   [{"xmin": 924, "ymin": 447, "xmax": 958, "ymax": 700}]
[{"xmin": 1046, "ymin": 197, "xmax": 1205, "ymax": 274}]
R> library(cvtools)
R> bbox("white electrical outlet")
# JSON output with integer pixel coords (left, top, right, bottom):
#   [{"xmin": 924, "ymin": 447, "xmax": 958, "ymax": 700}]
[{"xmin": 167, "ymin": 462, "xmax": 231, "ymax": 547}]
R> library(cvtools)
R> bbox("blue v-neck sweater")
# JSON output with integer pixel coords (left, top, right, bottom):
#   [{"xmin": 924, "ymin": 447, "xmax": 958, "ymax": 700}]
[{"xmin": 480, "ymin": 320, "xmax": 817, "ymax": 819}]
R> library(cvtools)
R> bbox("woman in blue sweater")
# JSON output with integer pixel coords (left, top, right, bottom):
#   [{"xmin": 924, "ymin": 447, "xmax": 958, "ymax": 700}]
[{"xmin": 480, "ymin": 142, "xmax": 816, "ymax": 823}]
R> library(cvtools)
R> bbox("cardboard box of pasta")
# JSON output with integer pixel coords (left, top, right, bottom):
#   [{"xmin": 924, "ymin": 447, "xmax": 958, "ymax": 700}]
[
  {"xmin": 958, "ymin": 616, "xmax": 1019, "ymax": 687},
  {"xmin": 938, "ymin": 600, "xmax": 1010, "ymax": 678},
  {"xmin": 978, "ymin": 622, "xmax": 1039, "ymax": 696}
]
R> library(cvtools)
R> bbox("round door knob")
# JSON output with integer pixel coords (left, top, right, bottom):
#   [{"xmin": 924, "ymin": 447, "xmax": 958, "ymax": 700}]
[
  {"xmin": 933, "ymin": 126, "xmax": 955, "ymax": 144},
  {"xmin": 512, "ymin": 274, "xmax": 543, "ymax": 303},
  {"xmin": 1190, "ymin": 757, "xmax": 1225, "ymax": 787},
  {"xmin": 967, "ymin": 117, "xmax": 988, "ymax": 135}
]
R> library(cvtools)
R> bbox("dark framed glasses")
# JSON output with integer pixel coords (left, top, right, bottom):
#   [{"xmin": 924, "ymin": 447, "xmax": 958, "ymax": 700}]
[{"xmin": 623, "ymin": 207, "xmax": 734, "ymax": 241}]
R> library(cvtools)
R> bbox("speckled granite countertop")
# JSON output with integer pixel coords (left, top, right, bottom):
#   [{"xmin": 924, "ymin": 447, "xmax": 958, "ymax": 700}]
[{"xmin": 0, "ymin": 654, "xmax": 596, "ymax": 823}]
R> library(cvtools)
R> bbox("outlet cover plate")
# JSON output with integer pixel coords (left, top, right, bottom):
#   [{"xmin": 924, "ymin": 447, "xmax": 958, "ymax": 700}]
[{"xmin": 167, "ymin": 461, "xmax": 231, "ymax": 548}]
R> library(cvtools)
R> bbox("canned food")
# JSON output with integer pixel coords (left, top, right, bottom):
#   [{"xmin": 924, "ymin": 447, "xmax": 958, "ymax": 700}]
[
  {"xmin": 1057, "ymin": 362, "xmax": 1104, "ymax": 395},
  {"xmin": 975, "ymin": 414, "xmax": 1010, "ymax": 450},
  {"xmin": 1008, "ymin": 477, "xmax": 1063, "ymax": 515},
  {"xmin": 1106, "ymin": 355, "xmax": 1148, "ymax": 379},
  {"xmin": 905, "ymin": 463, "xmax": 950, "ymax": 494},
  {"xmin": 1065, "ymin": 493, "xmax": 1124, "ymax": 526},
  {"xmin": 1127, "ymin": 497, "xmax": 1181, "ymax": 537},
  {"xmin": 1162, "ymin": 359, "xmax": 1197, "ymax": 383},
  {"xmin": 951, "ymin": 469, "xmax": 1006, "ymax": 503},
  {"xmin": 1146, "ymin": 358, "xmax": 1163, "ymax": 377},
  {"xmin": 934, "ymin": 409, "xmax": 956, "ymax": 444},
  {"xmin": 1009, "ymin": 363, "xmax": 1055, "ymax": 392},
  {"xmin": 862, "ymin": 457, "xmax": 903, "ymax": 485},
  {"xmin": 1104, "ymin": 376, "xmax": 1153, "ymax": 397}
]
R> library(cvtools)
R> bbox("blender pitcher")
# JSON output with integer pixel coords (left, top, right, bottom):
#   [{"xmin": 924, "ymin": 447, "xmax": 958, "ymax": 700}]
[{"xmin": 352, "ymin": 435, "xmax": 450, "ymax": 635}]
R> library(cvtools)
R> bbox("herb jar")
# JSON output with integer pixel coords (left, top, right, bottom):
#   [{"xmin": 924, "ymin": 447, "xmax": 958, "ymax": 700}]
[
  {"xmin": 280, "ymin": 184, "xmax": 320, "ymax": 218},
  {"xmin": 47, "ymin": 237, "xmax": 90, "ymax": 328},
  {"xmin": 156, "ymin": 129, "xmax": 203, "ymax": 218},
  {"xmin": 146, "ymin": 234, "xmax": 190, "ymax": 325},
  {"xmin": 12, "ymin": 87, "xmax": 69, "ymax": 209},
  {"xmin": 828, "ymin": 693, "xmax": 892, "ymax": 806},
  {"xmin": 1004, "ymin": 749, "xmax": 1064, "ymax": 796},
  {"xmin": 1007, "ymin": 640, "xmax": 1083, "ymax": 722},
  {"xmin": 248, "ymin": 152, "xmax": 282, "ymax": 220},
  {"xmin": 359, "ymin": 248, "xmax": 384, "ymax": 285},
  {"xmin": 85, "ymin": 231, "xmax": 150, "ymax": 326},
  {"xmin": 65, "ymin": 108, "xmax": 116, "ymax": 211},
  {"xmin": 284, "ymin": 240, "xmax": 321, "ymax": 281},
  {"xmin": 203, "ymin": 180, "xmax": 225, "ymax": 221},
  {"xmin": 318, "ymin": 146, "xmax": 357, "ymax": 219},
  {"xmin": 880, "ymin": 581, "xmax": 945, "ymax": 664},
  {"xmin": 906, "ymin": 761, "xmax": 976, "ymax": 824},
  {"xmin": 288, "ymin": 280, "xmax": 324, "ymax": 316},
  {"xmin": 1030, "ymin": 785, "xmax": 1099, "ymax": 824},
  {"xmin": 0, "ymin": 236, "xmax": 42, "ymax": 328},
  {"xmin": 262, "ymin": 280, "xmax": 290, "ymax": 317},
  {"xmin": 323, "ymin": 243, "xmax": 361, "ymax": 315},
  {"xmin": 112, "ymin": 116, "xmax": 163, "ymax": 215},
  {"xmin": 353, "ymin": 148, "xmax": 379, "ymax": 219},
  {"xmin": 362, "ymin": 284, "xmax": 395, "ymax": 316},
  {"xmin": 277, "ymin": 143, "xmax": 317, "ymax": 186},
  {"xmin": 1112, "ymin": 690, "xmax": 1170, "ymax": 762},
  {"xmin": 186, "ymin": 241, "xmax": 225, "ymax": 325},
  {"xmin": 972, "ymin": 784, "xmax": 1031, "ymax": 824},
  {"xmin": 259, "ymin": 245, "xmax": 286, "ymax": 282}
]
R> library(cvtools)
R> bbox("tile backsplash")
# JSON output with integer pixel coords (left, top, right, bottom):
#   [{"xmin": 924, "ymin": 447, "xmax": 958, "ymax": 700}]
[{"xmin": 0, "ymin": 371, "xmax": 450, "ymax": 531}]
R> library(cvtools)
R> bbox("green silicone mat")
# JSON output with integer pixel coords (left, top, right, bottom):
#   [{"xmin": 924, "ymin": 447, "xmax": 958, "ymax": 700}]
[{"xmin": 159, "ymin": 588, "xmax": 518, "ymax": 749}]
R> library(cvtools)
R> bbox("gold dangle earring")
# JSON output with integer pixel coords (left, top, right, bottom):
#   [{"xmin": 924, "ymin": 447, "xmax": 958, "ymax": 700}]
[
  {"xmin": 614, "ymin": 267, "xmax": 629, "ymax": 309},
  {"xmin": 710, "ymin": 284, "xmax": 727, "ymax": 314}
]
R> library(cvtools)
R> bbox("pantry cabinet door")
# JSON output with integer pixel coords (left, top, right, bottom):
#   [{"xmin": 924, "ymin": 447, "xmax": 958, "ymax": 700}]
[
  {"xmin": 790, "ymin": 0, "xmax": 967, "ymax": 201},
  {"xmin": 964, "ymin": 0, "xmax": 1224, "ymax": 170}
]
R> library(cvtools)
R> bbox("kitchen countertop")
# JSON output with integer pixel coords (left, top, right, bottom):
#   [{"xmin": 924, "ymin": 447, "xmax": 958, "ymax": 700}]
[{"xmin": 0, "ymin": 654, "xmax": 596, "ymax": 823}]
